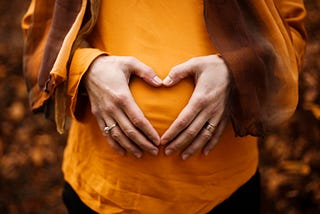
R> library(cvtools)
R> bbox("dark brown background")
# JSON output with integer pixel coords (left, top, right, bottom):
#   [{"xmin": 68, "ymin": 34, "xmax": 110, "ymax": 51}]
[{"xmin": 0, "ymin": 1, "xmax": 319, "ymax": 213}]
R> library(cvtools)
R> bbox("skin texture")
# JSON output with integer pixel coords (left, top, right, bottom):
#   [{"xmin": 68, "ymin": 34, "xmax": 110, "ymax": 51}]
[
  {"xmin": 84, "ymin": 54, "xmax": 230, "ymax": 160},
  {"xmin": 161, "ymin": 55, "xmax": 230, "ymax": 159}
]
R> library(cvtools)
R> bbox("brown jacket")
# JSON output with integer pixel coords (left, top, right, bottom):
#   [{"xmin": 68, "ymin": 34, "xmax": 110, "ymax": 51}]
[{"xmin": 22, "ymin": 0, "xmax": 307, "ymax": 136}]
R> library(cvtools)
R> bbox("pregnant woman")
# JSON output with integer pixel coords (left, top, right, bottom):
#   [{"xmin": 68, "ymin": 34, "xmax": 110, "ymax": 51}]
[{"xmin": 22, "ymin": 0, "xmax": 306, "ymax": 213}]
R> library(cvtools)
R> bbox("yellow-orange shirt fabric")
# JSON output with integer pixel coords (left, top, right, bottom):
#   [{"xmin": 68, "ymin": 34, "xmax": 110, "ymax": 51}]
[{"xmin": 65, "ymin": 0, "xmax": 258, "ymax": 213}]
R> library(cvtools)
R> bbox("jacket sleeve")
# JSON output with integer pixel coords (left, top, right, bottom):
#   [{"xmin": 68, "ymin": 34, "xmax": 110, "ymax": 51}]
[
  {"xmin": 204, "ymin": 0, "xmax": 307, "ymax": 137},
  {"xmin": 21, "ymin": 0, "xmax": 98, "ymax": 133},
  {"xmin": 239, "ymin": 0, "xmax": 307, "ymax": 136},
  {"xmin": 276, "ymin": 0, "xmax": 307, "ymax": 70},
  {"xmin": 67, "ymin": 47, "xmax": 106, "ymax": 120},
  {"xmin": 21, "ymin": 0, "xmax": 56, "ymax": 113},
  {"xmin": 233, "ymin": 0, "xmax": 307, "ymax": 137}
]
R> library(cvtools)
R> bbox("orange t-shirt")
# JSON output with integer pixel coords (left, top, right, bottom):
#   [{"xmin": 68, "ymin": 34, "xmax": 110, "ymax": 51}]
[{"xmin": 64, "ymin": 0, "xmax": 258, "ymax": 213}]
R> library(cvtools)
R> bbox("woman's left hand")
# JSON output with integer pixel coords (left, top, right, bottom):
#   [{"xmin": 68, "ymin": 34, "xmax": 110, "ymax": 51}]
[{"xmin": 161, "ymin": 55, "xmax": 230, "ymax": 160}]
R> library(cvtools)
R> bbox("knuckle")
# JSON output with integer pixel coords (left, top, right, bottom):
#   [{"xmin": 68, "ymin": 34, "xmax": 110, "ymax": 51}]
[
  {"xmin": 123, "ymin": 128, "xmax": 137, "ymax": 139},
  {"xmin": 113, "ymin": 92, "xmax": 129, "ymax": 105},
  {"xmin": 170, "ymin": 68, "xmax": 184, "ymax": 80},
  {"xmin": 125, "ymin": 56, "xmax": 137, "ymax": 64},
  {"xmin": 131, "ymin": 116, "xmax": 144, "ymax": 127},
  {"xmin": 170, "ymin": 66, "xmax": 178, "ymax": 75},
  {"xmin": 143, "ymin": 66, "xmax": 153, "ymax": 74},
  {"xmin": 110, "ymin": 131, "xmax": 121, "ymax": 141},
  {"xmin": 176, "ymin": 118, "xmax": 189, "ymax": 129},
  {"xmin": 104, "ymin": 103, "xmax": 117, "ymax": 114},
  {"xmin": 196, "ymin": 96, "xmax": 208, "ymax": 107},
  {"xmin": 175, "ymin": 71, "xmax": 185, "ymax": 80},
  {"xmin": 185, "ymin": 128, "xmax": 198, "ymax": 138},
  {"xmin": 202, "ymin": 132, "xmax": 212, "ymax": 141},
  {"xmin": 188, "ymin": 57, "xmax": 201, "ymax": 68},
  {"xmin": 91, "ymin": 102, "xmax": 117, "ymax": 115}
]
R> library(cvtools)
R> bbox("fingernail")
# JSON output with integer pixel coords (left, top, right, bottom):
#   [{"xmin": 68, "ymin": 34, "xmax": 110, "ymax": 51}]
[
  {"xmin": 150, "ymin": 149, "xmax": 159, "ymax": 156},
  {"xmin": 134, "ymin": 152, "xmax": 142, "ymax": 158},
  {"xmin": 153, "ymin": 76, "xmax": 162, "ymax": 85},
  {"xmin": 153, "ymin": 138, "xmax": 161, "ymax": 146},
  {"xmin": 182, "ymin": 153, "xmax": 190, "ymax": 160},
  {"xmin": 204, "ymin": 150, "xmax": 209, "ymax": 156},
  {"xmin": 163, "ymin": 76, "xmax": 173, "ymax": 85},
  {"xmin": 165, "ymin": 149, "xmax": 173, "ymax": 156},
  {"xmin": 160, "ymin": 139, "xmax": 167, "ymax": 145}
]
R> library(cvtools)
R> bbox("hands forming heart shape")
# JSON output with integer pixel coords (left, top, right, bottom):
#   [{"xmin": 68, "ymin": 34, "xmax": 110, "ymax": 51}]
[{"xmin": 84, "ymin": 54, "xmax": 230, "ymax": 160}]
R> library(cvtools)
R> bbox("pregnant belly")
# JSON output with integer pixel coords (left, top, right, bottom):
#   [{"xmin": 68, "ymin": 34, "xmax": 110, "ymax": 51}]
[{"xmin": 130, "ymin": 76, "xmax": 194, "ymax": 135}]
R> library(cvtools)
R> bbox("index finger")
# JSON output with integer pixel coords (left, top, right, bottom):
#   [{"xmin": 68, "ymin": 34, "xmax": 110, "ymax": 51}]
[
  {"xmin": 160, "ymin": 97, "xmax": 200, "ymax": 145},
  {"xmin": 120, "ymin": 94, "xmax": 161, "ymax": 146}
]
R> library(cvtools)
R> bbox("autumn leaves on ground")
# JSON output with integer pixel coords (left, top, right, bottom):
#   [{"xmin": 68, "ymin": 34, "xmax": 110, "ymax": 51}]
[{"xmin": 0, "ymin": 1, "xmax": 319, "ymax": 214}]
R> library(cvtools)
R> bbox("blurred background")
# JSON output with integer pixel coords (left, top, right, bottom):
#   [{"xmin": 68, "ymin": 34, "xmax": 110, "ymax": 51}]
[{"xmin": 0, "ymin": 1, "xmax": 319, "ymax": 213}]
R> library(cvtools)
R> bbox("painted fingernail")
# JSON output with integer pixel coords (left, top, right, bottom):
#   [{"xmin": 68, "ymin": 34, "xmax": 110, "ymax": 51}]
[
  {"xmin": 150, "ymin": 149, "xmax": 159, "ymax": 156},
  {"xmin": 153, "ymin": 76, "xmax": 162, "ymax": 85},
  {"xmin": 165, "ymin": 149, "xmax": 173, "ymax": 156},
  {"xmin": 163, "ymin": 76, "xmax": 173, "ymax": 85},
  {"xmin": 182, "ymin": 153, "xmax": 190, "ymax": 160}
]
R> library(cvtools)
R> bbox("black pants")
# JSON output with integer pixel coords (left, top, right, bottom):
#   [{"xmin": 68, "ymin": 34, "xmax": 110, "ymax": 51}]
[{"xmin": 62, "ymin": 171, "xmax": 260, "ymax": 214}]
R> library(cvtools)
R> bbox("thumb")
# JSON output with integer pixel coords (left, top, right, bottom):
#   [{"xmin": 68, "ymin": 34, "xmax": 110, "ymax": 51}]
[
  {"xmin": 129, "ymin": 57, "xmax": 162, "ymax": 87},
  {"xmin": 163, "ymin": 60, "xmax": 194, "ymax": 87}
]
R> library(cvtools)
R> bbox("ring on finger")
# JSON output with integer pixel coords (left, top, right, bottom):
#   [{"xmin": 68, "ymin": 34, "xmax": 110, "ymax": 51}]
[
  {"xmin": 104, "ymin": 123, "xmax": 117, "ymax": 134},
  {"xmin": 204, "ymin": 121, "xmax": 217, "ymax": 134}
]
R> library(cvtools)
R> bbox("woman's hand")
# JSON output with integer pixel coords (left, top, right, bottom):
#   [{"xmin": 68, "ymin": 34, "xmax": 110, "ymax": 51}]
[
  {"xmin": 83, "ymin": 55, "xmax": 162, "ymax": 158},
  {"xmin": 161, "ymin": 55, "xmax": 230, "ymax": 160}
]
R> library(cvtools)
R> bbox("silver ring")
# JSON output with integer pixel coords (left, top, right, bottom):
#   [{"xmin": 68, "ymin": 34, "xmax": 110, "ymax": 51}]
[
  {"xmin": 104, "ymin": 123, "xmax": 117, "ymax": 134},
  {"xmin": 204, "ymin": 122, "xmax": 217, "ymax": 134}
]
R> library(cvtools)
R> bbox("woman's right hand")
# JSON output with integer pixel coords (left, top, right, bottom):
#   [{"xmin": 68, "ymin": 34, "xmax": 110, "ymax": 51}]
[{"xmin": 83, "ymin": 55, "xmax": 162, "ymax": 158}]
